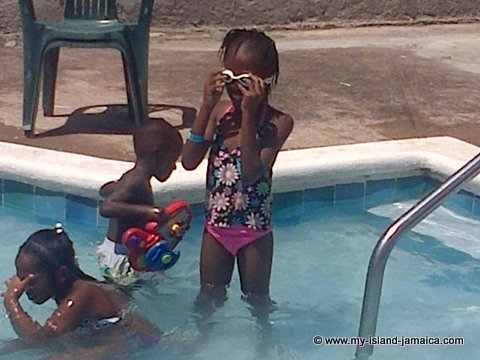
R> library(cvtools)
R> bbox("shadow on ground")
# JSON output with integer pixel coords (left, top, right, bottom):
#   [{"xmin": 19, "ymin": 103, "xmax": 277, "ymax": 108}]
[
  {"xmin": 34, "ymin": 103, "xmax": 196, "ymax": 138},
  {"xmin": 0, "ymin": 24, "xmax": 479, "ymax": 161}
]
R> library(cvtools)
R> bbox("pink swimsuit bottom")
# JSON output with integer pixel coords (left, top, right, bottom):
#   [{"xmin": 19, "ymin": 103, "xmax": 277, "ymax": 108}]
[{"xmin": 206, "ymin": 223, "xmax": 272, "ymax": 256}]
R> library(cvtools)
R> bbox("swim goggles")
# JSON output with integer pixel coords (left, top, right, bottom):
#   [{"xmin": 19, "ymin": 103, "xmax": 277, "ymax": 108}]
[{"xmin": 221, "ymin": 69, "xmax": 274, "ymax": 88}]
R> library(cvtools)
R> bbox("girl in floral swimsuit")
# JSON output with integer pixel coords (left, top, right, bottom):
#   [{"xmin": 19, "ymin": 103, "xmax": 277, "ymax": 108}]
[{"xmin": 182, "ymin": 29, "xmax": 294, "ymax": 310}]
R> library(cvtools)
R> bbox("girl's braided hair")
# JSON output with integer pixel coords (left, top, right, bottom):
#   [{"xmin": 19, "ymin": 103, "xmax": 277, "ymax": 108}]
[
  {"xmin": 219, "ymin": 28, "xmax": 279, "ymax": 86},
  {"xmin": 17, "ymin": 225, "xmax": 96, "ymax": 282}
]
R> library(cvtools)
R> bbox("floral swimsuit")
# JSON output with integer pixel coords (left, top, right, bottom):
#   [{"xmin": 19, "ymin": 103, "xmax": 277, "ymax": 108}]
[{"xmin": 205, "ymin": 105, "xmax": 273, "ymax": 255}]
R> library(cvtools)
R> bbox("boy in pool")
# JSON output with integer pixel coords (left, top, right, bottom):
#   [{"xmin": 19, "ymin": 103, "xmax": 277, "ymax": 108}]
[
  {"xmin": 97, "ymin": 118, "xmax": 183, "ymax": 285},
  {"xmin": 2, "ymin": 225, "xmax": 159, "ymax": 357}
]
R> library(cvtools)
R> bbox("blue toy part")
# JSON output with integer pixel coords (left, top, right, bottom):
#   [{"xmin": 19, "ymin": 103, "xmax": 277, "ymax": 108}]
[
  {"xmin": 128, "ymin": 234, "xmax": 143, "ymax": 249},
  {"xmin": 144, "ymin": 241, "xmax": 180, "ymax": 271}
]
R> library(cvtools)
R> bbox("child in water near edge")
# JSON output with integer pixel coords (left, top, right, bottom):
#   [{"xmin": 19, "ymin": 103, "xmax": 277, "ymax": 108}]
[
  {"xmin": 182, "ymin": 29, "xmax": 293, "ymax": 314},
  {"xmin": 97, "ymin": 119, "xmax": 183, "ymax": 285},
  {"xmin": 2, "ymin": 225, "xmax": 159, "ymax": 357}
]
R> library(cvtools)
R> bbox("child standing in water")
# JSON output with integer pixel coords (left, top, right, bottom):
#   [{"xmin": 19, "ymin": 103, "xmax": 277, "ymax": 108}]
[
  {"xmin": 97, "ymin": 119, "xmax": 183, "ymax": 285},
  {"xmin": 2, "ymin": 225, "xmax": 159, "ymax": 353},
  {"xmin": 182, "ymin": 29, "xmax": 294, "ymax": 308}
]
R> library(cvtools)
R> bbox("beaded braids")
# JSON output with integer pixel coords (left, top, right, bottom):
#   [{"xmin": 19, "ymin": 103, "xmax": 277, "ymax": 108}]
[
  {"xmin": 17, "ymin": 225, "xmax": 96, "ymax": 282},
  {"xmin": 219, "ymin": 28, "xmax": 280, "ymax": 88}
]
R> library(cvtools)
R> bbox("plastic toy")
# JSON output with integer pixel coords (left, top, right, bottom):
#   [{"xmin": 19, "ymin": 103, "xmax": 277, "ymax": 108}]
[{"xmin": 122, "ymin": 200, "xmax": 193, "ymax": 271}]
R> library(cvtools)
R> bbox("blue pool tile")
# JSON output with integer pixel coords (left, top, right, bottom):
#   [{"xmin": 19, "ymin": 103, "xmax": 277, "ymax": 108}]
[
  {"xmin": 274, "ymin": 190, "xmax": 304, "ymax": 209},
  {"xmin": 394, "ymin": 176, "xmax": 425, "ymax": 201},
  {"xmin": 273, "ymin": 191, "xmax": 304, "ymax": 223},
  {"xmin": 3, "ymin": 180, "xmax": 34, "ymax": 213},
  {"xmin": 184, "ymin": 203, "xmax": 205, "ymax": 231},
  {"xmin": 444, "ymin": 190, "xmax": 474, "ymax": 216},
  {"xmin": 304, "ymin": 186, "xmax": 334, "ymax": 206},
  {"xmin": 365, "ymin": 179, "xmax": 395, "ymax": 208},
  {"xmin": 473, "ymin": 196, "xmax": 480, "ymax": 218},
  {"xmin": 34, "ymin": 187, "xmax": 66, "ymax": 224},
  {"xmin": 422, "ymin": 177, "xmax": 441, "ymax": 195},
  {"xmin": 189, "ymin": 211, "xmax": 206, "ymax": 238},
  {"xmin": 335, "ymin": 182, "xmax": 364, "ymax": 211},
  {"xmin": 302, "ymin": 186, "xmax": 334, "ymax": 221},
  {"xmin": 190, "ymin": 203, "xmax": 205, "ymax": 218},
  {"xmin": 66, "ymin": 194, "xmax": 98, "ymax": 226}
]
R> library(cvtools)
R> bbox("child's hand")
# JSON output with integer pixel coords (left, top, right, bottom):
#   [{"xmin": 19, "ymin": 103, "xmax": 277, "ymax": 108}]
[
  {"xmin": 151, "ymin": 207, "xmax": 170, "ymax": 225},
  {"xmin": 3, "ymin": 275, "xmax": 33, "ymax": 300},
  {"xmin": 238, "ymin": 74, "xmax": 267, "ymax": 117},
  {"xmin": 203, "ymin": 70, "xmax": 225, "ymax": 109}
]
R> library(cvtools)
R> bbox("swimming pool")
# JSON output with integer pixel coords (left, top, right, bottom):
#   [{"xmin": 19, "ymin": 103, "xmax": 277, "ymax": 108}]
[
  {"xmin": 1, "ymin": 173, "xmax": 479, "ymax": 359},
  {"xmin": 0, "ymin": 137, "xmax": 479, "ymax": 359}
]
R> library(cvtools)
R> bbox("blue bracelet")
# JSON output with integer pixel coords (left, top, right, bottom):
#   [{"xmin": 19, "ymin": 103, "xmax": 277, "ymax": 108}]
[{"xmin": 188, "ymin": 132, "xmax": 205, "ymax": 143}]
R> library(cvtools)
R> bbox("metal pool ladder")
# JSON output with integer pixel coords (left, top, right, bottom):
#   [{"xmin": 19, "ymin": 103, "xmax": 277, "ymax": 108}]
[{"xmin": 355, "ymin": 152, "xmax": 480, "ymax": 360}]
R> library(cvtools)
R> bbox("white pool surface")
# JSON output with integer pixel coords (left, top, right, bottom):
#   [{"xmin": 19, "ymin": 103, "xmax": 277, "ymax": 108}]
[{"xmin": 0, "ymin": 136, "xmax": 479, "ymax": 203}]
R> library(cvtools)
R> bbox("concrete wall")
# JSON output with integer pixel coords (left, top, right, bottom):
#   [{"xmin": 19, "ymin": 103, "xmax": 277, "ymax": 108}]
[{"xmin": 2, "ymin": 0, "xmax": 479, "ymax": 33}]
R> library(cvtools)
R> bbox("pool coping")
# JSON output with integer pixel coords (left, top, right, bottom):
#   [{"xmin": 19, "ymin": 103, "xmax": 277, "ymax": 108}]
[{"xmin": 0, "ymin": 136, "xmax": 479, "ymax": 204}]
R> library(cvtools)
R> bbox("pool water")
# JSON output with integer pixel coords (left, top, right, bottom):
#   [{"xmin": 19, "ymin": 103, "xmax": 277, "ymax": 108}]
[{"xmin": 1, "ymin": 192, "xmax": 480, "ymax": 359}]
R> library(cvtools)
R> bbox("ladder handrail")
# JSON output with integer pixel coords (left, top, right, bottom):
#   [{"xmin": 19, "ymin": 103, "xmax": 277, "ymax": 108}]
[{"xmin": 355, "ymin": 152, "xmax": 480, "ymax": 360}]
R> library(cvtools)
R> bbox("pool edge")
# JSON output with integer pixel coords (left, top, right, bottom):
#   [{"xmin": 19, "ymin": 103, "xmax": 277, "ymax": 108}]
[{"xmin": 1, "ymin": 136, "xmax": 479, "ymax": 204}]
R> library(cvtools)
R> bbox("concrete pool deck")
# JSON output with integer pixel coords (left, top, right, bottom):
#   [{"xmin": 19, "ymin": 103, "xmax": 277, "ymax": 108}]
[
  {"xmin": 0, "ymin": 23, "xmax": 479, "ymax": 200},
  {"xmin": 0, "ymin": 23, "xmax": 479, "ymax": 162}
]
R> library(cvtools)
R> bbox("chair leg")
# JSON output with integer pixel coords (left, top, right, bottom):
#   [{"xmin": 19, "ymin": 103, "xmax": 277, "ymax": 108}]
[
  {"xmin": 124, "ymin": 30, "xmax": 150, "ymax": 126},
  {"xmin": 23, "ymin": 46, "xmax": 44, "ymax": 138},
  {"xmin": 122, "ymin": 54, "xmax": 134, "ymax": 119},
  {"xmin": 135, "ymin": 49, "xmax": 149, "ymax": 124},
  {"xmin": 42, "ymin": 47, "xmax": 60, "ymax": 116},
  {"xmin": 122, "ymin": 49, "xmax": 147, "ymax": 126}
]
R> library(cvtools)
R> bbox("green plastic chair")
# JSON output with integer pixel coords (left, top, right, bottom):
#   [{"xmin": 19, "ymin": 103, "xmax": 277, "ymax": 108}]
[{"xmin": 19, "ymin": 0, "xmax": 154, "ymax": 137}]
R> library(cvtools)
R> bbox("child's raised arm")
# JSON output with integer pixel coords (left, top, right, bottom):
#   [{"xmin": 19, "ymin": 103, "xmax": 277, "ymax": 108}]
[
  {"xmin": 182, "ymin": 70, "xmax": 225, "ymax": 170},
  {"xmin": 238, "ymin": 76, "xmax": 294, "ymax": 184},
  {"xmin": 3, "ymin": 275, "xmax": 42, "ymax": 339},
  {"xmin": 3, "ymin": 275, "xmax": 89, "ymax": 340}
]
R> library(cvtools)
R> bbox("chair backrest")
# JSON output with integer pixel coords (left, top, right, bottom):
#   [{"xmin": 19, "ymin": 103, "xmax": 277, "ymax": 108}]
[{"xmin": 64, "ymin": 0, "xmax": 118, "ymax": 20}]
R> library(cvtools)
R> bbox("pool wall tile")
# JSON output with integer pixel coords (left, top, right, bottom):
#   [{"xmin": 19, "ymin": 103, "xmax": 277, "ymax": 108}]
[
  {"xmin": 304, "ymin": 186, "xmax": 334, "ymax": 205},
  {"xmin": 66, "ymin": 194, "xmax": 98, "ymax": 226},
  {"xmin": 274, "ymin": 191, "xmax": 304, "ymax": 209},
  {"xmin": 273, "ymin": 191, "xmax": 304, "ymax": 225},
  {"xmin": 189, "ymin": 203, "xmax": 206, "ymax": 233},
  {"xmin": 422, "ymin": 177, "xmax": 441, "ymax": 195},
  {"xmin": 3, "ymin": 180, "xmax": 34, "ymax": 213},
  {"xmin": 365, "ymin": 179, "xmax": 395, "ymax": 208},
  {"xmin": 34, "ymin": 187, "xmax": 66, "ymax": 224},
  {"xmin": 2, "ymin": 175, "xmax": 480, "ymax": 226},
  {"xmin": 394, "ymin": 176, "xmax": 425, "ymax": 201},
  {"xmin": 335, "ymin": 182, "xmax": 365, "ymax": 211},
  {"xmin": 302, "ymin": 186, "xmax": 335, "ymax": 220},
  {"xmin": 188, "ymin": 203, "xmax": 206, "ymax": 230},
  {"xmin": 473, "ymin": 196, "xmax": 480, "ymax": 218},
  {"xmin": 444, "ymin": 190, "xmax": 474, "ymax": 216},
  {"xmin": 190, "ymin": 203, "xmax": 205, "ymax": 218}
]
